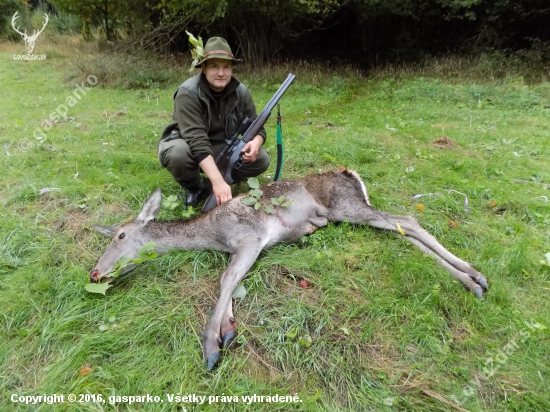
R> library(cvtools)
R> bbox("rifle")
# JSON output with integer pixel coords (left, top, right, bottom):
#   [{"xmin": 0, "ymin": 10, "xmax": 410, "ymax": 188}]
[{"xmin": 201, "ymin": 73, "xmax": 296, "ymax": 212}]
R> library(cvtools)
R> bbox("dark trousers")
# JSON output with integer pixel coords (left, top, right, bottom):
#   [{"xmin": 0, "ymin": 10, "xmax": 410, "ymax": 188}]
[{"xmin": 158, "ymin": 138, "xmax": 270, "ymax": 189}]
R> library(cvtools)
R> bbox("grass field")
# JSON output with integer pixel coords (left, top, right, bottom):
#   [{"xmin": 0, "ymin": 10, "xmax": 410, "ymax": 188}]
[{"xmin": 1, "ymin": 37, "xmax": 549, "ymax": 411}]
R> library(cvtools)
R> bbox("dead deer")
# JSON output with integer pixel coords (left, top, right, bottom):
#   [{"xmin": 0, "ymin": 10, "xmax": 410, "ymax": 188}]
[{"xmin": 90, "ymin": 169, "xmax": 488, "ymax": 369}]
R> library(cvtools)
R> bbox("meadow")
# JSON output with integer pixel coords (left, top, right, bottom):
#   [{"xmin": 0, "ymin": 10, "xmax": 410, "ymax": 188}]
[{"xmin": 1, "ymin": 37, "xmax": 549, "ymax": 411}]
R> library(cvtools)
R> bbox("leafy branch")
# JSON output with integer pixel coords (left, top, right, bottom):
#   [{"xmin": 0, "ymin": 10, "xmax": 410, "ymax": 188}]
[
  {"xmin": 186, "ymin": 30, "xmax": 204, "ymax": 72},
  {"xmin": 84, "ymin": 242, "xmax": 159, "ymax": 295},
  {"xmin": 162, "ymin": 194, "xmax": 198, "ymax": 219},
  {"xmin": 240, "ymin": 178, "xmax": 293, "ymax": 214}
]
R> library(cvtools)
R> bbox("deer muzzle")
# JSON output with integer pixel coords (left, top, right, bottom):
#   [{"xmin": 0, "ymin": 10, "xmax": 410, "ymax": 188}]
[{"xmin": 89, "ymin": 269, "xmax": 100, "ymax": 283}]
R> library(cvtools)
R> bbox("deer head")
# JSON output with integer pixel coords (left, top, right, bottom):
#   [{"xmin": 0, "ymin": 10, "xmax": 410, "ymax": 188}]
[
  {"xmin": 90, "ymin": 189, "xmax": 163, "ymax": 283},
  {"xmin": 12, "ymin": 11, "xmax": 49, "ymax": 54}
]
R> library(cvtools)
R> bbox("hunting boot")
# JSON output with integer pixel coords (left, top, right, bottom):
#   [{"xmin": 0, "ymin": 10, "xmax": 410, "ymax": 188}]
[{"xmin": 185, "ymin": 179, "xmax": 212, "ymax": 208}]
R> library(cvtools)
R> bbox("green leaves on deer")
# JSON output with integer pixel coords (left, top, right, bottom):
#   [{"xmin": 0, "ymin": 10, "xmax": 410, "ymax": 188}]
[
  {"xmin": 247, "ymin": 177, "xmax": 260, "ymax": 189},
  {"xmin": 241, "ymin": 178, "xmax": 263, "ymax": 209},
  {"xmin": 84, "ymin": 242, "xmax": 159, "ymax": 295},
  {"xmin": 249, "ymin": 189, "xmax": 263, "ymax": 198},
  {"xmin": 264, "ymin": 205, "xmax": 276, "ymax": 214},
  {"xmin": 136, "ymin": 241, "xmax": 158, "ymax": 261},
  {"xmin": 241, "ymin": 197, "xmax": 257, "ymax": 206},
  {"xmin": 240, "ymin": 178, "xmax": 293, "ymax": 214},
  {"xmin": 271, "ymin": 195, "xmax": 293, "ymax": 208}
]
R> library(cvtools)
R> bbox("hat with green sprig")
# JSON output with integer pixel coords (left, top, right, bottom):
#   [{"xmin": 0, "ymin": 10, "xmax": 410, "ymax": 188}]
[{"xmin": 186, "ymin": 32, "xmax": 242, "ymax": 71}]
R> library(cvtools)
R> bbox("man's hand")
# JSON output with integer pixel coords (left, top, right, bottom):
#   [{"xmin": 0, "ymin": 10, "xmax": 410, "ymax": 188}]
[
  {"xmin": 212, "ymin": 179, "xmax": 232, "ymax": 205},
  {"xmin": 241, "ymin": 135, "xmax": 263, "ymax": 163},
  {"xmin": 199, "ymin": 155, "xmax": 232, "ymax": 205}
]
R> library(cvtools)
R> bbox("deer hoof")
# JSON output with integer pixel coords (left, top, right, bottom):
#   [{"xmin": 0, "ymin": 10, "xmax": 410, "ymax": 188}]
[
  {"xmin": 222, "ymin": 329, "xmax": 237, "ymax": 349},
  {"xmin": 468, "ymin": 272, "xmax": 489, "ymax": 291},
  {"xmin": 205, "ymin": 351, "xmax": 221, "ymax": 370},
  {"xmin": 473, "ymin": 286, "xmax": 483, "ymax": 300}
]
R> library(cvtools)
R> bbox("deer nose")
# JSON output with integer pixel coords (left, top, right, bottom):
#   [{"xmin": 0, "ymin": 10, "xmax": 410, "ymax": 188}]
[{"xmin": 90, "ymin": 269, "xmax": 100, "ymax": 283}]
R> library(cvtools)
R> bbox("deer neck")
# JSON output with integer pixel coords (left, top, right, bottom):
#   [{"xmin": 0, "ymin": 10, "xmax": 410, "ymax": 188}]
[{"xmin": 144, "ymin": 217, "xmax": 228, "ymax": 252}]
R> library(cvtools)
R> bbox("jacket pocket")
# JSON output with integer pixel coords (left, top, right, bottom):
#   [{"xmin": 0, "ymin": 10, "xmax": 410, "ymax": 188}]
[{"xmin": 157, "ymin": 140, "xmax": 177, "ymax": 166}]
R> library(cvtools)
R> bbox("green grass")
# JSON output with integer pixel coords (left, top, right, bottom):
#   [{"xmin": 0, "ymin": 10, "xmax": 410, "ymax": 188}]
[{"xmin": 1, "ymin": 39, "xmax": 550, "ymax": 411}]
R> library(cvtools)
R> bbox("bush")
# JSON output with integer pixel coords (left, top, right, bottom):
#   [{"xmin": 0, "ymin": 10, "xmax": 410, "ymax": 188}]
[{"xmin": 42, "ymin": 12, "xmax": 81, "ymax": 35}]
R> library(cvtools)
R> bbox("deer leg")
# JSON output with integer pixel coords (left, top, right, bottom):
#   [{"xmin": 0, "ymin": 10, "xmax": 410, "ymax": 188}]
[
  {"xmin": 368, "ymin": 212, "xmax": 488, "ymax": 297},
  {"xmin": 203, "ymin": 244, "xmax": 263, "ymax": 370},
  {"xmin": 220, "ymin": 301, "xmax": 238, "ymax": 349},
  {"xmin": 406, "ymin": 236, "xmax": 485, "ymax": 299},
  {"xmin": 331, "ymin": 204, "xmax": 488, "ymax": 298},
  {"xmin": 217, "ymin": 257, "xmax": 241, "ymax": 349}
]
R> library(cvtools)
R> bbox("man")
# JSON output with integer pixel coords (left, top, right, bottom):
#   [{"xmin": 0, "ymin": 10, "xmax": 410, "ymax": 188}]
[{"xmin": 158, "ymin": 36, "xmax": 270, "ymax": 208}]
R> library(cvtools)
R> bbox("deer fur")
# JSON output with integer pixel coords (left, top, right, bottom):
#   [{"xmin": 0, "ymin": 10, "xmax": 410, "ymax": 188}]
[{"xmin": 91, "ymin": 169, "xmax": 488, "ymax": 369}]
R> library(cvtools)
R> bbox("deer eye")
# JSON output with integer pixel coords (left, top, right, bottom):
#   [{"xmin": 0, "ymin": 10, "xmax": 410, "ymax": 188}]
[{"xmin": 118, "ymin": 233, "xmax": 126, "ymax": 239}]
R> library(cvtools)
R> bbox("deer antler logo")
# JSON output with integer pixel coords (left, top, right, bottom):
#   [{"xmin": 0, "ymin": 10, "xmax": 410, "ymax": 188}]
[{"xmin": 11, "ymin": 11, "xmax": 49, "ymax": 54}]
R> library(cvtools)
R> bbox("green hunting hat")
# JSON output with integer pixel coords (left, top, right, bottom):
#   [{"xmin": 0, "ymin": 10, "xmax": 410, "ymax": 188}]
[{"xmin": 194, "ymin": 37, "xmax": 242, "ymax": 68}]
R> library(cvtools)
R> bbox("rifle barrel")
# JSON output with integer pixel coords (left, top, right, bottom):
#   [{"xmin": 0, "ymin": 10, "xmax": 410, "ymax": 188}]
[
  {"xmin": 261, "ymin": 73, "xmax": 295, "ymax": 111},
  {"xmin": 242, "ymin": 73, "xmax": 295, "ymax": 142}
]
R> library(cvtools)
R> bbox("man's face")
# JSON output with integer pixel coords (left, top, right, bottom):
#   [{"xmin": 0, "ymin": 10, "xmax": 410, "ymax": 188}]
[{"xmin": 202, "ymin": 58, "xmax": 233, "ymax": 92}]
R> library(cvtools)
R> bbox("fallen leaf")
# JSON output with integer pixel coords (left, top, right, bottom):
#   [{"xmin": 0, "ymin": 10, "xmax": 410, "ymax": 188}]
[
  {"xmin": 285, "ymin": 328, "xmax": 297, "ymax": 340},
  {"xmin": 416, "ymin": 203, "xmax": 425, "ymax": 211},
  {"xmin": 490, "ymin": 201, "xmax": 498, "ymax": 208},
  {"xmin": 448, "ymin": 219, "xmax": 459, "ymax": 229},
  {"xmin": 299, "ymin": 279, "xmax": 310, "ymax": 288},
  {"xmin": 232, "ymin": 284, "xmax": 247, "ymax": 299},
  {"xmin": 298, "ymin": 335, "xmax": 313, "ymax": 348},
  {"xmin": 85, "ymin": 282, "xmax": 112, "ymax": 295},
  {"xmin": 79, "ymin": 366, "xmax": 92, "ymax": 376}
]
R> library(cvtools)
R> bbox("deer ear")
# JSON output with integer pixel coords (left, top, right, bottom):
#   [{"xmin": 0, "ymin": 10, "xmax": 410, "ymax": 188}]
[
  {"xmin": 136, "ymin": 188, "xmax": 162, "ymax": 224},
  {"xmin": 93, "ymin": 225, "xmax": 117, "ymax": 238}
]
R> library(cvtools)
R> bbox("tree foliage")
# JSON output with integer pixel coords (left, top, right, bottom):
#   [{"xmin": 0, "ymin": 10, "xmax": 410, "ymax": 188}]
[
  {"xmin": 0, "ymin": 0, "xmax": 25, "ymax": 40},
  {"xmin": 38, "ymin": 0, "xmax": 550, "ymax": 64}
]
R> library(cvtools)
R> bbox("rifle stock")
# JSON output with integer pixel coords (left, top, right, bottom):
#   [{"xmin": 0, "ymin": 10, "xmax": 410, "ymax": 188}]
[{"xmin": 201, "ymin": 73, "xmax": 295, "ymax": 213}]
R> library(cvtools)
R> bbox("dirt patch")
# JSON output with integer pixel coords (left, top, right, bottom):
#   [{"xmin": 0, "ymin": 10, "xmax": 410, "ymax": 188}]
[{"xmin": 431, "ymin": 136, "xmax": 457, "ymax": 149}]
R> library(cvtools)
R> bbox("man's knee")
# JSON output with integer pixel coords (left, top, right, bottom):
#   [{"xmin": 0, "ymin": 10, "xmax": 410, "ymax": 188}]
[
  {"xmin": 234, "ymin": 148, "xmax": 270, "ymax": 181},
  {"xmin": 158, "ymin": 139, "xmax": 201, "ymax": 187},
  {"xmin": 158, "ymin": 139, "xmax": 194, "ymax": 169},
  {"xmin": 255, "ymin": 148, "xmax": 270, "ymax": 173}
]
